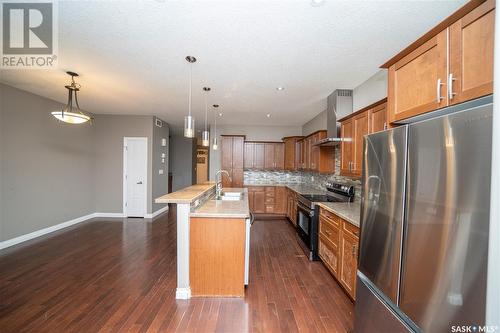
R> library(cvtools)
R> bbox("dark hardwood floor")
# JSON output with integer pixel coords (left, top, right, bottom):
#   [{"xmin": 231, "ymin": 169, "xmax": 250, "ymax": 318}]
[{"xmin": 0, "ymin": 207, "xmax": 354, "ymax": 332}]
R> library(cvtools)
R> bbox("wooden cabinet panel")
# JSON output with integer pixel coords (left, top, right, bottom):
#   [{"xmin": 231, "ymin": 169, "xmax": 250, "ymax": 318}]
[
  {"xmin": 232, "ymin": 169, "xmax": 243, "ymax": 188},
  {"xmin": 388, "ymin": 30, "xmax": 448, "ymax": 123},
  {"xmin": 275, "ymin": 186, "xmax": 286, "ymax": 214},
  {"xmin": 319, "ymin": 235, "xmax": 340, "ymax": 279},
  {"xmin": 244, "ymin": 142, "xmax": 254, "ymax": 169},
  {"xmin": 220, "ymin": 136, "xmax": 244, "ymax": 187},
  {"xmin": 298, "ymin": 139, "xmax": 305, "ymax": 170},
  {"xmin": 254, "ymin": 143, "xmax": 265, "ymax": 169},
  {"xmin": 368, "ymin": 102, "xmax": 387, "ymax": 134},
  {"xmin": 353, "ymin": 112, "xmax": 368, "ymax": 176},
  {"xmin": 274, "ymin": 143, "xmax": 285, "ymax": 170},
  {"xmin": 253, "ymin": 190, "xmax": 265, "ymax": 214},
  {"xmin": 221, "ymin": 136, "xmax": 233, "ymax": 169},
  {"xmin": 449, "ymin": 0, "xmax": 494, "ymax": 105},
  {"xmin": 190, "ymin": 217, "xmax": 245, "ymax": 297},
  {"xmin": 264, "ymin": 143, "xmax": 275, "ymax": 169},
  {"xmin": 283, "ymin": 137, "xmax": 302, "ymax": 171},
  {"xmin": 340, "ymin": 119, "xmax": 353, "ymax": 176},
  {"xmin": 232, "ymin": 136, "xmax": 244, "ymax": 169},
  {"xmin": 340, "ymin": 230, "xmax": 358, "ymax": 300},
  {"xmin": 318, "ymin": 207, "xmax": 359, "ymax": 300}
]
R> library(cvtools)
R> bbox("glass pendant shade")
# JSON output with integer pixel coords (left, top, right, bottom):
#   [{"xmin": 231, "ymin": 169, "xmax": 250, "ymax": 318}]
[
  {"xmin": 51, "ymin": 110, "xmax": 90, "ymax": 124},
  {"xmin": 184, "ymin": 115, "xmax": 195, "ymax": 138},
  {"xmin": 202, "ymin": 130, "xmax": 210, "ymax": 147},
  {"xmin": 212, "ymin": 136, "xmax": 218, "ymax": 150}
]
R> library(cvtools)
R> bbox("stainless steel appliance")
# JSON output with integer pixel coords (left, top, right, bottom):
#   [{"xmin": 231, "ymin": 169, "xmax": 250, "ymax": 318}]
[
  {"xmin": 296, "ymin": 182, "xmax": 355, "ymax": 260},
  {"xmin": 355, "ymin": 96, "xmax": 493, "ymax": 333},
  {"xmin": 315, "ymin": 89, "xmax": 353, "ymax": 146}
]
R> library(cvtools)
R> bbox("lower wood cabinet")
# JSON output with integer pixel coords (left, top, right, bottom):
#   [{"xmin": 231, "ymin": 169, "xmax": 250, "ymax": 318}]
[
  {"xmin": 247, "ymin": 186, "xmax": 286, "ymax": 215},
  {"xmin": 318, "ymin": 207, "xmax": 359, "ymax": 300},
  {"xmin": 285, "ymin": 188, "xmax": 298, "ymax": 226}
]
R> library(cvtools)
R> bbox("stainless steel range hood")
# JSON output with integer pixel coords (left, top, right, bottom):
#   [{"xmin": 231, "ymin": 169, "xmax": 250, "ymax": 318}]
[{"xmin": 315, "ymin": 89, "xmax": 353, "ymax": 146}]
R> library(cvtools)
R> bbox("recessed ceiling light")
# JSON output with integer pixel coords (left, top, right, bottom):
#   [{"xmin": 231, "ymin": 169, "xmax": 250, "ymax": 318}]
[
  {"xmin": 266, "ymin": 114, "xmax": 271, "ymax": 118},
  {"xmin": 276, "ymin": 87, "xmax": 285, "ymax": 91},
  {"xmin": 219, "ymin": 113, "xmax": 223, "ymax": 117},
  {"xmin": 311, "ymin": 0, "xmax": 325, "ymax": 7}
]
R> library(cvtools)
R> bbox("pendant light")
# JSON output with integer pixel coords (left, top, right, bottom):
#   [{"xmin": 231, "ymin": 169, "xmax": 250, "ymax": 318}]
[
  {"xmin": 201, "ymin": 87, "xmax": 211, "ymax": 147},
  {"xmin": 212, "ymin": 104, "xmax": 219, "ymax": 150},
  {"xmin": 184, "ymin": 56, "xmax": 196, "ymax": 138},
  {"xmin": 51, "ymin": 71, "xmax": 92, "ymax": 124}
]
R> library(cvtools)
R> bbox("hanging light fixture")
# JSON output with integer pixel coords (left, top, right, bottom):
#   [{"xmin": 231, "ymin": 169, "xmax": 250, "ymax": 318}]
[
  {"xmin": 201, "ymin": 87, "xmax": 211, "ymax": 147},
  {"xmin": 184, "ymin": 56, "xmax": 196, "ymax": 138},
  {"xmin": 212, "ymin": 104, "xmax": 219, "ymax": 150},
  {"xmin": 51, "ymin": 71, "xmax": 92, "ymax": 124}
]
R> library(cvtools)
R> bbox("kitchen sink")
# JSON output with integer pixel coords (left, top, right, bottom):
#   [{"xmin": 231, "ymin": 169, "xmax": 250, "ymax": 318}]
[{"xmin": 216, "ymin": 191, "xmax": 243, "ymax": 201}]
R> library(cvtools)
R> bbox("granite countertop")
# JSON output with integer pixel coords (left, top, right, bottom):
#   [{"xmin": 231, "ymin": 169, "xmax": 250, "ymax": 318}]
[
  {"xmin": 190, "ymin": 188, "xmax": 250, "ymax": 219},
  {"xmin": 155, "ymin": 182, "xmax": 215, "ymax": 204},
  {"xmin": 315, "ymin": 202, "xmax": 361, "ymax": 227}
]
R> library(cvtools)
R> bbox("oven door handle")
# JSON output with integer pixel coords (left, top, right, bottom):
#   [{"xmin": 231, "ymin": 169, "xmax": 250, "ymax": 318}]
[{"xmin": 297, "ymin": 203, "xmax": 314, "ymax": 217}]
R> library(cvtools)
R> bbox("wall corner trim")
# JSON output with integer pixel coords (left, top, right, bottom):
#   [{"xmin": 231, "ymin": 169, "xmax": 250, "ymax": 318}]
[{"xmin": 145, "ymin": 205, "xmax": 169, "ymax": 219}]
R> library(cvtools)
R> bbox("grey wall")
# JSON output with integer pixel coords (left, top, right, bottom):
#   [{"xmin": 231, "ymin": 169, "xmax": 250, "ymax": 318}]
[
  {"xmin": 352, "ymin": 69, "xmax": 387, "ymax": 111},
  {"xmin": 1, "ymin": 83, "xmax": 95, "ymax": 241},
  {"xmin": 169, "ymin": 126, "xmax": 196, "ymax": 191},
  {"xmin": 209, "ymin": 124, "xmax": 302, "ymax": 180},
  {"xmin": 92, "ymin": 114, "xmax": 154, "ymax": 214},
  {"xmin": 302, "ymin": 110, "xmax": 327, "ymax": 136},
  {"xmin": 152, "ymin": 117, "xmax": 169, "ymax": 212},
  {"xmin": 0, "ymin": 84, "xmax": 169, "ymax": 242}
]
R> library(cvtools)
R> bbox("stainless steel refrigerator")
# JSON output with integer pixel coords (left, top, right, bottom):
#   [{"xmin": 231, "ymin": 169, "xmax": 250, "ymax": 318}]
[{"xmin": 355, "ymin": 96, "xmax": 493, "ymax": 333}]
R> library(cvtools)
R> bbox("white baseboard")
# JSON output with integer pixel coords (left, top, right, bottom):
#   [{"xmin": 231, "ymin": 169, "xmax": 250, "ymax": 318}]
[
  {"xmin": 145, "ymin": 205, "xmax": 169, "ymax": 219},
  {"xmin": 0, "ymin": 207, "xmax": 171, "ymax": 251},
  {"xmin": 94, "ymin": 212, "xmax": 125, "ymax": 218},
  {"xmin": 0, "ymin": 212, "xmax": 97, "ymax": 250},
  {"xmin": 176, "ymin": 287, "xmax": 192, "ymax": 299}
]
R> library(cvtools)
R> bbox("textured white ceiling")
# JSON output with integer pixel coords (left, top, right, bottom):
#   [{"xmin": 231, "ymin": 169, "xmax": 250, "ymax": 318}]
[{"xmin": 0, "ymin": 0, "xmax": 466, "ymax": 127}]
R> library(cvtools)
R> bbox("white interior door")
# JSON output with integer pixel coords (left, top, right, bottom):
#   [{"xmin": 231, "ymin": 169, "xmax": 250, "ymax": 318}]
[{"xmin": 124, "ymin": 137, "xmax": 147, "ymax": 217}]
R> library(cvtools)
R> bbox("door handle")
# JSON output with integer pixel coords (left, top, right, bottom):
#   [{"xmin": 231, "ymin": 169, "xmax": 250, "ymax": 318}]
[
  {"xmin": 436, "ymin": 78, "xmax": 444, "ymax": 103},
  {"xmin": 448, "ymin": 73, "xmax": 456, "ymax": 100},
  {"xmin": 137, "ymin": 181, "xmax": 143, "ymax": 184}
]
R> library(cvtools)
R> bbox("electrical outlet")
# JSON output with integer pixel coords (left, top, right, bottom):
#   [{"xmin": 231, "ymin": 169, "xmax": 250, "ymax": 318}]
[{"xmin": 159, "ymin": 169, "xmax": 164, "ymax": 175}]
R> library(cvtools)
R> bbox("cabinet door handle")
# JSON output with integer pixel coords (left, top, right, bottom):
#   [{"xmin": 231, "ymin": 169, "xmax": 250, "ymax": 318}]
[
  {"xmin": 352, "ymin": 245, "xmax": 357, "ymax": 256},
  {"xmin": 448, "ymin": 73, "xmax": 456, "ymax": 100},
  {"xmin": 383, "ymin": 122, "xmax": 387, "ymax": 130},
  {"xmin": 436, "ymin": 78, "xmax": 444, "ymax": 103}
]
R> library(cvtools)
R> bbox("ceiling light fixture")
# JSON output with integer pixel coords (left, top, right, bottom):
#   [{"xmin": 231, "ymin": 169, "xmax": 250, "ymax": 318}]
[
  {"xmin": 218, "ymin": 112, "xmax": 223, "ymax": 117},
  {"xmin": 51, "ymin": 71, "xmax": 92, "ymax": 124},
  {"xmin": 184, "ymin": 56, "xmax": 196, "ymax": 138},
  {"xmin": 276, "ymin": 87, "xmax": 285, "ymax": 91},
  {"xmin": 266, "ymin": 113, "xmax": 271, "ymax": 118},
  {"xmin": 202, "ymin": 87, "xmax": 211, "ymax": 147},
  {"xmin": 212, "ymin": 104, "xmax": 219, "ymax": 150}
]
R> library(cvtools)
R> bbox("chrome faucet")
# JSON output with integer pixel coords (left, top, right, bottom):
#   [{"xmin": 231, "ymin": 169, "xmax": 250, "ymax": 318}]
[{"xmin": 215, "ymin": 170, "xmax": 231, "ymax": 199}]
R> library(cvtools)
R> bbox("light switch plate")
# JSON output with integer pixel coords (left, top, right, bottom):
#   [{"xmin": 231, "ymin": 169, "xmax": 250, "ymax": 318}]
[{"xmin": 159, "ymin": 169, "xmax": 164, "ymax": 175}]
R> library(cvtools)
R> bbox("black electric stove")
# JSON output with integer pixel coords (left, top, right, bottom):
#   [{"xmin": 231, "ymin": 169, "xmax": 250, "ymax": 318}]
[{"xmin": 296, "ymin": 182, "xmax": 355, "ymax": 260}]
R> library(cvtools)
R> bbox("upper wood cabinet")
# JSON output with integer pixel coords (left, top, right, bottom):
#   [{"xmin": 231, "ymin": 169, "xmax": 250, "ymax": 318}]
[
  {"xmin": 385, "ymin": 0, "xmax": 494, "ymax": 123},
  {"xmin": 283, "ymin": 136, "xmax": 304, "ymax": 171},
  {"xmin": 368, "ymin": 102, "xmax": 387, "ymax": 133},
  {"xmin": 352, "ymin": 112, "xmax": 368, "ymax": 176},
  {"xmin": 449, "ymin": 0, "xmax": 495, "ymax": 105},
  {"xmin": 340, "ymin": 99, "xmax": 386, "ymax": 178},
  {"xmin": 387, "ymin": 31, "xmax": 448, "ymax": 122},
  {"xmin": 245, "ymin": 142, "xmax": 284, "ymax": 171},
  {"xmin": 220, "ymin": 135, "xmax": 245, "ymax": 187},
  {"xmin": 340, "ymin": 119, "xmax": 353, "ymax": 176}
]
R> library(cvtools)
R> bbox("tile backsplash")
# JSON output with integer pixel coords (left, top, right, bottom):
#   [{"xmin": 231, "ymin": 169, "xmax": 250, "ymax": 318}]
[{"xmin": 244, "ymin": 150, "xmax": 362, "ymax": 200}]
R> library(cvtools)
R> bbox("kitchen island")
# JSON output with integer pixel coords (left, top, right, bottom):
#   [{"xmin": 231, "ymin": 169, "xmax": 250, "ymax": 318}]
[{"xmin": 155, "ymin": 184, "xmax": 250, "ymax": 299}]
